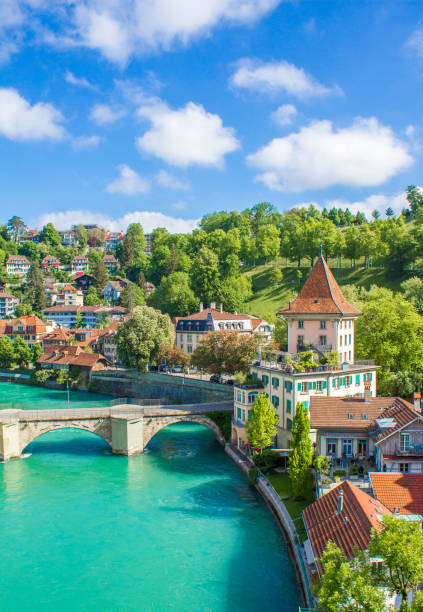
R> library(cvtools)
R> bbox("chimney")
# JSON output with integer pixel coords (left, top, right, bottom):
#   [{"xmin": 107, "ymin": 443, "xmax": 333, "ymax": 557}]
[
  {"xmin": 337, "ymin": 489, "xmax": 344, "ymax": 514},
  {"xmin": 219, "ymin": 303, "xmax": 223, "ymax": 312},
  {"xmin": 210, "ymin": 301, "xmax": 216, "ymax": 310},
  {"xmin": 364, "ymin": 381, "xmax": 371, "ymax": 403},
  {"xmin": 288, "ymin": 300, "xmax": 291, "ymax": 311},
  {"xmin": 199, "ymin": 302, "xmax": 203, "ymax": 312},
  {"xmin": 413, "ymin": 391, "xmax": 421, "ymax": 413}
]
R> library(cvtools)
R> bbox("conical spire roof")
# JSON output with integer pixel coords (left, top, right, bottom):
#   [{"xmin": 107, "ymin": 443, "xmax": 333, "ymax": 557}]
[{"xmin": 278, "ymin": 255, "xmax": 361, "ymax": 316}]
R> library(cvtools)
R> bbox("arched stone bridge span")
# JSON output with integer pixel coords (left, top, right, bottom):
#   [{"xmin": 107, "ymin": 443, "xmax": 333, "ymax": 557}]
[{"xmin": 0, "ymin": 402, "xmax": 232, "ymax": 460}]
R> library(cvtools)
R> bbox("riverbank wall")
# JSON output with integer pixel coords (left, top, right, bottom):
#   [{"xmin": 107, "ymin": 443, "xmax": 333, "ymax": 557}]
[
  {"xmin": 89, "ymin": 370, "xmax": 232, "ymax": 404},
  {"xmin": 224, "ymin": 444, "xmax": 313, "ymax": 609}
]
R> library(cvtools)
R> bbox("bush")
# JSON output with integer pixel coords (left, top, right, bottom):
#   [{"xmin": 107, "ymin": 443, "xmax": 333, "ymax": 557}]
[
  {"xmin": 253, "ymin": 449, "xmax": 282, "ymax": 473},
  {"xmin": 349, "ymin": 463, "xmax": 360, "ymax": 476},
  {"xmin": 248, "ymin": 466, "xmax": 259, "ymax": 484},
  {"xmin": 314, "ymin": 455, "xmax": 331, "ymax": 476},
  {"xmin": 205, "ymin": 410, "xmax": 231, "ymax": 441},
  {"xmin": 31, "ymin": 369, "xmax": 52, "ymax": 385},
  {"xmin": 333, "ymin": 469, "xmax": 346, "ymax": 482}
]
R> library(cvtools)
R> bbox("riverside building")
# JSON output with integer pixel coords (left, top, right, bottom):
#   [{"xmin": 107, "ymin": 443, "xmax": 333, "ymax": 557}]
[{"xmin": 233, "ymin": 254, "xmax": 379, "ymax": 449}]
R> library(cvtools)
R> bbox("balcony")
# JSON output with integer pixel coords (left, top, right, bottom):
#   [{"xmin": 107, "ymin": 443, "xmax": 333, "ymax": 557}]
[{"xmin": 396, "ymin": 445, "xmax": 423, "ymax": 456}]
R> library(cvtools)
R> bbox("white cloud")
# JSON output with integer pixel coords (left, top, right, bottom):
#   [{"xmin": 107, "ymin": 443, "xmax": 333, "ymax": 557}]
[
  {"xmin": 90, "ymin": 103, "xmax": 126, "ymax": 125},
  {"xmin": 406, "ymin": 26, "xmax": 423, "ymax": 58},
  {"xmin": 171, "ymin": 200, "xmax": 188, "ymax": 211},
  {"xmin": 33, "ymin": 209, "xmax": 199, "ymax": 233},
  {"xmin": 106, "ymin": 164, "xmax": 150, "ymax": 195},
  {"xmin": 71, "ymin": 0, "xmax": 281, "ymax": 63},
  {"xmin": 230, "ymin": 59, "xmax": 342, "ymax": 98},
  {"xmin": 155, "ymin": 169, "xmax": 190, "ymax": 190},
  {"xmin": 0, "ymin": 87, "xmax": 65, "ymax": 141},
  {"xmin": 72, "ymin": 134, "xmax": 103, "ymax": 150},
  {"xmin": 137, "ymin": 99, "xmax": 240, "ymax": 167},
  {"xmin": 65, "ymin": 70, "xmax": 95, "ymax": 89},
  {"xmin": 247, "ymin": 117, "xmax": 413, "ymax": 192},
  {"xmin": 271, "ymin": 104, "xmax": 297, "ymax": 126}
]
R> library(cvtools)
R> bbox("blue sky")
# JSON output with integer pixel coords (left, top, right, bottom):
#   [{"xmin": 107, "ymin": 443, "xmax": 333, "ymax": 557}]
[{"xmin": 0, "ymin": 0, "xmax": 423, "ymax": 232}]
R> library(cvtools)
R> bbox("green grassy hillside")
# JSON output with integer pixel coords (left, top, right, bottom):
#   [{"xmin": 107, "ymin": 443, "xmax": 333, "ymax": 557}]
[{"xmin": 243, "ymin": 259, "xmax": 405, "ymax": 318}]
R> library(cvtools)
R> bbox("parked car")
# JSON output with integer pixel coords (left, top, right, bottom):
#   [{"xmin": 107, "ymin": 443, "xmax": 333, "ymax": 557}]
[
  {"xmin": 159, "ymin": 364, "xmax": 169, "ymax": 373},
  {"xmin": 172, "ymin": 366, "xmax": 183, "ymax": 373},
  {"xmin": 210, "ymin": 375, "xmax": 219, "ymax": 383},
  {"xmin": 148, "ymin": 365, "xmax": 158, "ymax": 372},
  {"xmin": 225, "ymin": 379, "xmax": 235, "ymax": 385}
]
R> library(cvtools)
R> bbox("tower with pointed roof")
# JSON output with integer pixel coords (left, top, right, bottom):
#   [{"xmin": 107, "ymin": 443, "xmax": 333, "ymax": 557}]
[{"xmin": 278, "ymin": 254, "xmax": 361, "ymax": 364}]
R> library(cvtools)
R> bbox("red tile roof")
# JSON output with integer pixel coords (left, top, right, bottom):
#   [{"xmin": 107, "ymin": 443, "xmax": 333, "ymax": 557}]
[
  {"xmin": 278, "ymin": 255, "xmax": 361, "ymax": 316},
  {"xmin": 303, "ymin": 481, "xmax": 391, "ymax": 570},
  {"xmin": 370, "ymin": 473, "xmax": 423, "ymax": 516},
  {"xmin": 310, "ymin": 396, "xmax": 410, "ymax": 430},
  {"xmin": 370, "ymin": 401, "xmax": 421, "ymax": 443},
  {"xmin": 6, "ymin": 255, "xmax": 30, "ymax": 263}
]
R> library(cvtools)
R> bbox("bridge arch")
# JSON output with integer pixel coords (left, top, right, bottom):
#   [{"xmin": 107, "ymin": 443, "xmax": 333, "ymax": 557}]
[
  {"xmin": 19, "ymin": 420, "xmax": 112, "ymax": 454},
  {"xmin": 143, "ymin": 415, "xmax": 226, "ymax": 449}
]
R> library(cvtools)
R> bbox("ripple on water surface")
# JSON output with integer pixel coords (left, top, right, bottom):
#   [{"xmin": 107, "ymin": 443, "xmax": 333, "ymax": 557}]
[{"xmin": 0, "ymin": 387, "xmax": 301, "ymax": 612}]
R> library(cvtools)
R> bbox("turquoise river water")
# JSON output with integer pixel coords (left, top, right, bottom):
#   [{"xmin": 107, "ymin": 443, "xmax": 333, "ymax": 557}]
[{"xmin": 0, "ymin": 382, "xmax": 301, "ymax": 611}]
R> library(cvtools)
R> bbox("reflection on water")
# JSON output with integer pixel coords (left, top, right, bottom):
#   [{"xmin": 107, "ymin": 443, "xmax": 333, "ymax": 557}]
[{"xmin": 0, "ymin": 421, "xmax": 301, "ymax": 612}]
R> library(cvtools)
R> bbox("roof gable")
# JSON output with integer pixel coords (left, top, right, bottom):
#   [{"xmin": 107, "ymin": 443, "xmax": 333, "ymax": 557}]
[
  {"xmin": 370, "ymin": 473, "xmax": 423, "ymax": 515},
  {"xmin": 279, "ymin": 255, "xmax": 361, "ymax": 316}
]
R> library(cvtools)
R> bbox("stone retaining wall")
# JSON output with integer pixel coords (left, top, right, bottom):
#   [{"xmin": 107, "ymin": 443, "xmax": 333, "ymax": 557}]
[{"xmin": 224, "ymin": 444, "xmax": 312, "ymax": 609}]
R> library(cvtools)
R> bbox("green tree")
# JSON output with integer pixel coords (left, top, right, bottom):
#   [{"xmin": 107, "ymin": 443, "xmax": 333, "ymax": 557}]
[
  {"xmin": 7, "ymin": 216, "xmax": 26, "ymax": 243},
  {"xmin": 289, "ymin": 402, "xmax": 312, "ymax": 499},
  {"xmin": 148, "ymin": 272, "xmax": 197, "ymax": 318},
  {"xmin": 74, "ymin": 311, "xmax": 83, "ymax": 328},
  {"xmin": 371, "ymin": 209, "xmax": 381, "ymax": 220},
  {"xmin": 24, "ymin": 263, "xmax": 46, "ymax": 312},
  {"xmin": 120, "ymin": 223, "xmax": 147, "ymax": 270},
  {"xmin": 84, "ymin": 286, "xmax": 104, "ymax": 306},
  {"xmin": 255, "ymin": 224, "xmax": 280, "ymax": 263},
  {"xmin": 31, "ymin": 342, "xmax": 43, "ymax": 364},
  {"xmin": 15, "ymin": 303, "xmax": 32, "ymax": 317},
  {"xmin": 246, "ymin": 393, "xmax": 278, "ymax": 451},
  {"xmin": 216, "ymin": 275, "xmax": 252, "ymax": 313},
  {"xmin": 13, "ymin": 337, "xmax": 32, "ymax": 367},
  {"xmin": 191, "ymin": 245, "xmax": 220, "ymax": 303},
  {"xmin": 386, "ymin": 207, "xmax": 394, "ymax": 217},
  {"xmin": 75, "ymin": 224, "xmax": 88, "ymax": 249},
  {"xmin": 93, "ymin": 258, "xmax": 109, "ymax": 291},
  {"xmin": 406, "ymin": 185, "xmax": 423, "ymax": 216},
  {"xmin": 369, "ymin": 515, "xmax": 423, "ymax": 606},
  {"xmin": 269, "ymin": 267, "xmax": 282, "ymax": 283},
  {"xmin": 191, "ymin": 330, "xmax": 259, "ymax": 376},
  {"xmin": 401, "ymin": 277, "xmax": 423, "ymax": 314},
  {"xmin": 119, "ymin": 282, "xmax": 146, "ymax": 311},
  {"xmin": 158, "ymin": 343, "xmax": 190, "ymax": 369},
  {"xmin": 39, "ymin": 222, "xmax": 61, "ymax": 246},
  {"xmin": 0, "ymin": 336, "xmax": 15, "ymax": 368},
  {"xmin": 115, "ymin": 305, "xmax": 173, "ymax": 371},
  {"xmin": 318, "ymin": 541, "xmax": 386, "ymax": 612}
]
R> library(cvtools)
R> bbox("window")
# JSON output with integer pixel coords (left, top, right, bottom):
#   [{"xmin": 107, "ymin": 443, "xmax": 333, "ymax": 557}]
[
  {"xmin": 316, "ymin": 381, "xmax": 323, "ymax": 392},
  {"xmin": 319, "ymin": 335, "xmax": 327, "ymax": 346},
  {"xmin": 298, "ymin": 320, "xmax": 304, "ymax": 329},
  {"xmin": 400, "ymin": 434, "xmax": 410, "ymax": 451},
  {"xmin": 272, "ymin": 396, "xmax": 279, "ymax": 408},
  {"xmin": 348, "ymin": 413, "xmax": 354, "ymax": 420},
  {"xmin": 343, "ymin": 439, "xmax": 353, "ymax": 456},
  {"xmin": 187, "ymin": 345, "xmax": 192, "ymax": 354},
  {"xmin": 297, "ymin": 335, "xmax": 304, "ymax": 344},
  {"xmin": 237, "ymin": 407, "xmax": 242, "ymax": 420},
  {"xmin": 320, "ymin": 320, "xmax": 327, "ymax": 329},
  {"xmin": 286, "ymin": 399, "xmax": 291, "ymax": 413},
  {"xmin": 340, "ymin": 336, "xmax": 343, "ymax": 347},
  {"xmin": 361, "ymin": 414, "xmax": 368, "ymax": 420},
  {"xmin": 272, "ymin": 377, "xmax": 279, "ymax": 388},
  {"xmin": 237, "ymin": 391, "xmax": 242, "ymax": 403},
  {"xmin": 348, "ymin": 351, "xmax": 352, "ymax": 361},
  {"xmin": 349, "ymin": 334, "xmax": 352, "ymax": 344},
  {"xmin": 301, "ymin": 382, "xmax": 308, "ymax": 393},
  {"xmin": 355, "ymin": 374, "xmax": 360, "ymax": 386},
  {"xmin": 327, "ymin": 440, "xmax": 337, "ymax": 455},
  {"xmin": 399, "ymin": 463, "xmax": 410, "ymax": 473},
  {"xmin": 248, "ymin": 393, "xmax": 258, "ymax": 404},
  {"xmin": 287, "ymin": 418, "xmax": 292, "ymax": 430},
  {"xmin": 358, "ymin": 440, "xmax": 367, "ymax": 456}
]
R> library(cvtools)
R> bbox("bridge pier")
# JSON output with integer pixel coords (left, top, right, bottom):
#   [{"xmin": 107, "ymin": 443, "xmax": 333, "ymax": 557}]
[
  {"xmin": 0, "ymin": 417, "xmax": 21, "ymax": 461},
  {"xmin": 111, "ymin": 416, "xmax": 144, "ymax": 456}
]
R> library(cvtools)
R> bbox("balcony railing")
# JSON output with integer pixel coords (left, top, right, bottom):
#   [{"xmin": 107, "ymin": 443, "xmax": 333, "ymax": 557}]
[{"xmin": 396, "ymin": 445, "xmax": 423, "ymax": 456}]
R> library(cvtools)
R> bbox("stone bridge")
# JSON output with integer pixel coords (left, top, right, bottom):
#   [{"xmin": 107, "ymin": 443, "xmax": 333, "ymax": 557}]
[{"xmin": 0, "ymin": 401, "xmax": 232, "ymax": 460}]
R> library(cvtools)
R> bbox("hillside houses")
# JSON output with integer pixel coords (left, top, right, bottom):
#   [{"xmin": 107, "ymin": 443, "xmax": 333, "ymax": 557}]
[
  {"xmin": 0, "ymin": 290, "xmax": 18, "ymax": 318},
  {"xmin": 6, "ymin": 255, "xmax": 30, "ymax": 277}
]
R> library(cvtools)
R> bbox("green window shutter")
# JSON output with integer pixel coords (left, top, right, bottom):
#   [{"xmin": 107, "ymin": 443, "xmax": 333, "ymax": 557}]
[
  {"xmin": 370, "ymin": 373, "xmax": 373, "ymax": 381},
  {"xmin": 237, "ymin": 407, "xmax": 242, "ymax": 419},
  {"xmin": 287, "ymin": 399, "xmax": 291, "ymax": 413},
  {"xmin": 332, "ymin": 378, "xmax": 336, "ymax": 387},
  {"xmin": 308, "ymin": 382, "xmax": 312, "ymax": 391},
  {"xmin": 298, "ymin": 382, "xmax": 301, "ymax": 391},
  {"xmin": 284, "ymin": 380, "xmax": 287, "ymax": 390},
  {"xmin": 323, "ymin": 381, "xmax": 327, "ymax": 389},
  {"xmin": 356, "ymin": 374, "xmax": 360, "ymax": 385},
  {"xmin": 313, "ymin": 381, "xmax": 316, "ymax": 390},
  {"xmin": 276, "ymin": 378, "xmax": 279, "ymax": 387},
  {"xmin": 252, "ymin": 372, "xmax": 257, "ymax": 380}
]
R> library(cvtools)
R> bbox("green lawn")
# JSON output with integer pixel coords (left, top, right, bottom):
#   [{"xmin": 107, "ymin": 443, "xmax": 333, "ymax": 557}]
[
  {"xmin": 242, "ymin": 260, "xmax": 405, "ymax": 318},
  {"xmin": 267, "ymin": 470, "xmax": 315, "ymax": 542}
]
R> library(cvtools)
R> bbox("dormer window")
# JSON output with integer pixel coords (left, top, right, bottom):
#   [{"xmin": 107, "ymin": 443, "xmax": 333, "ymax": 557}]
[{"xmin": 348, "ymin": 413, "xmax": 354, "ymax": 419}]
